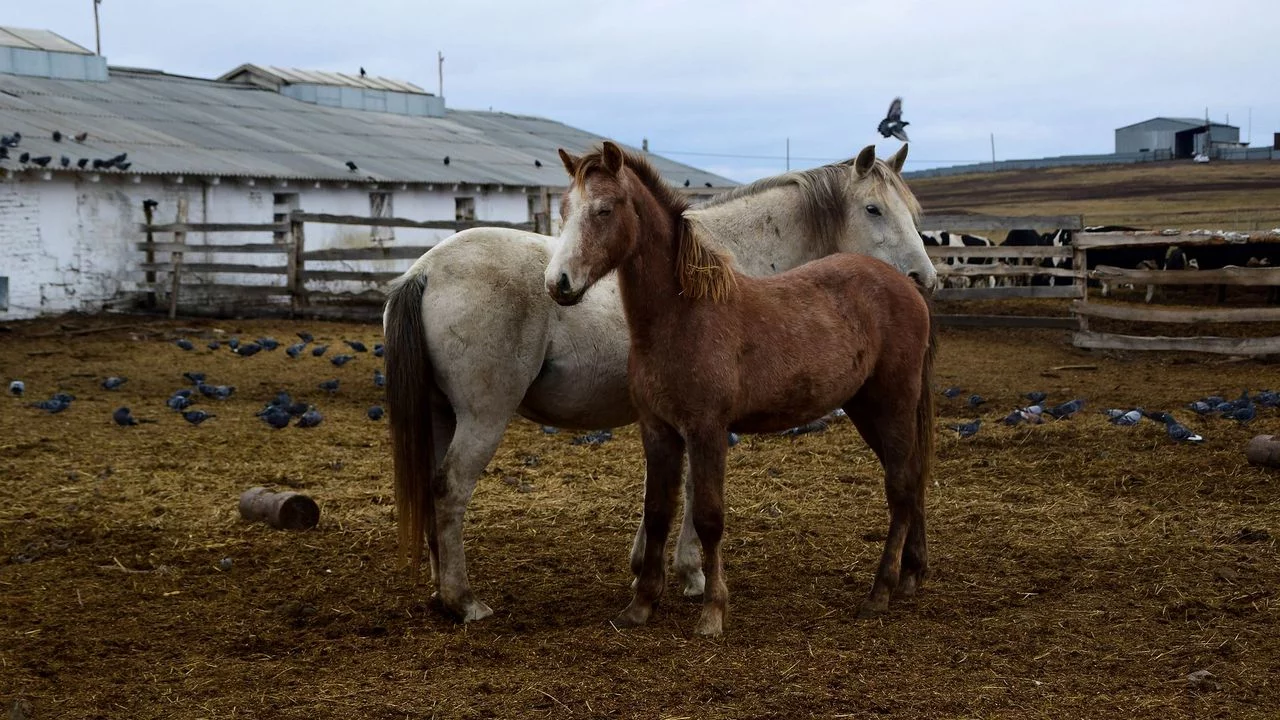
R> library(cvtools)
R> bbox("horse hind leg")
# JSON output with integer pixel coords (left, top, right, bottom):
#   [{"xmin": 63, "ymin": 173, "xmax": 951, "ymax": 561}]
[
  {"xmin": 843, "ymin": 388, "xmax": 926, "ymax": 617},
  {"xmin": 685, "ymin": 427, "xmax": 730, "ymax": 637}
]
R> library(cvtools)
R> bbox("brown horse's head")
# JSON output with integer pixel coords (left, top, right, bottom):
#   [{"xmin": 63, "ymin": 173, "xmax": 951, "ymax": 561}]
[{"xmin": 545, "ymin": 141, "xmax": 644, "ymax": 305}]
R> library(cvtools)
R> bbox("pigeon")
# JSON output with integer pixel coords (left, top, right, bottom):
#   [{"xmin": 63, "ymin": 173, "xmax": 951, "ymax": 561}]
[
  {"xmin": 109, "ymin": 152, "xmax": 128, "ymax": 165},
  {"xmin": 60, "ymin": 156, "xmax": 70, "ymax": 167},
  {"xmin": 948, "ymin": 418, "xmax": 981, "ymax": 438},
  {"xmin": 1155, "ymin": 413, "xmax": 1202, "ymax": 443},
  {"xmin": 183, "ymin": 372, "xmax": 205, "ymax": 385},
  {"xmin": 373, "ymin": 343, "xmax": 384, "ymax": 358},
  {"xmin": 331, "ymin": 354, "xmax": 355, "ymax": 367},
  {"xmin": 296, "ymin": 409, "xmax": 324, "ymax": 428},
  {"xmin": 175, "ymin": 338, "xmax": 195, "ymax": 351},
  {"xmin": 207, "ymin": 341, "xmax": 221, "ymax": 350},
  {"xmin": 346, "ymin": 161, "xmax": 359, "ymax": 172},
  {"xmin": 1019, "ymin": 405, "xmax": 1046, "ymax": 424},
  {"xmin": 1186, "ymin": 400, "xmax": 1215, "ymax": 415},
  {"xmin": 1109, "ymin": 409, "xmax": 1143, "ymax": 426},
  {"xmin": 359, "ymin": 67, "xmax": 367, "ymax": 77},
  {"xmin": 92, "ymin": 158, "xmax": 105, "ymax": 170},
  {"xmin": 258, "ymin": 405, "xmax": 292, "ymax": 430},
  {"xmin": 877, "ymin": 97, "xmax": 910, "ymax": 142},
  {"xmin": 101, "ymin": 376, "xmax": 127, "ymax": 390},
  {"xmin": 367, "ymin": 405, "xmax": 385, "ymax": 421},
  {"xmin": 0, "ymin": 134, "xmax": 15, "ymax": 147},
  {"xmin": 318, "ymin": 379, "xmax": 340, "ymax": 393},
  {"xmin": 285, "ymin": 401, "xmax": 310, "ymax": 417},
  {"xmin": 19, "ymin": 152, "xmax": 30, "ymax": 163},
  {"xmin": 1101, "ymin": 408, "xmax": 1128, "ymax": 419},
  {"xmin": 1255, "ymin": 390, "xmax": 1280, "ymax": 408},
  {"xmin": 535, "ymin": 159, "xmax": 542, "ymax": 168},
  {"xmin": 269, "ymin": 391, "xmax": 293, "ymax": 408},
  {"xmin": 344, "ymin": 340, "xmax": 368, "ymax": 353},
  {"xmin": 1001, "ymin": 409, "xmax": 1024, "ymax": 426},
  {"xmin": 683, "ymin": 179, "xmax": 690, "ymax": 188},
  {"xmin": 1046, "ymin": 399, "xmax": 1086, "ymax": 419},
  {"xmin": 967, "ymin": 394, "xmax": 987, "ymax": 408},
  {"xmin": 311, "ymin": 344, "xmax": 329, "ymax": 357},
  {"xmin": 234, "ymin": 342, "xmax": 263, "ymax": 357},
  {"xmin": 76, "ymin": 158, "xmax": 88, "ymax": 169},
  {"xmin": 256, "ymin": 337, "xmax": 280, "ymax": 351},
  {"xmin": 783, "ymin": 419, "xmax": 829, "ymax": 437},
  {"xmin": 171, "ymin": 388, "xmax": 194, "ymax": 399},
  {"xmin": 31, "ymin": 156, "xmax": 52, "ymax": 167},
  {"xmin": 705, "ymin": 182, "xmax": 713, "ymax": 188},
  {"xmin": 8, "ymin": 380, "xmax": 24, "ymax": 396},
  {"xmin": 285, "ymin": 342, "xmax": 306, "ymax": 358},
  {"xmin": 74, "ymin": 131, "xmax": 88, "ymax": 143},
  {"xmin": 52, "ymin": 130, "xmax": 62, "ymax": 142},
  {"xmin": 197, "ymin": 383, "xmax": 235, "ymax": 400},
  {"xmin": 112, "ymin": 407, "xmax": 139, "ymax": 426},
  {"xmin": 728, "ymin": 431, "xmax": 741, "ymax": 447},
  {"xmin": 0, "ymin": 146, "xmax": 7, "ymax": 160},
  {"xmin": 166, "ymin": 394, "xmax": 193, "ymax": 411},
  {"xmin": 1223, "ymin": 404, "xmax": 1255, "ymax": 423},
  {"xmin": 373, "ymin": 369, "xmax": 385, "ymax": 388},
  {"xmin": 297, "ymin": 331, "xmax": 314, "ymax": 343},
  {"xmin": 227, "ymin": 337, "xmax": 240, "ymax": 350},
  {"xmin": 571, "ymin": 429, "xmax": 613, "ymax": 445},
  {"xmin": 942, "ymin": 386, "xmax": 964, "ymax": 399},
  {"xmin": 30, "ymin": 397, "xmax": 71, "ymax": 413},
  {"xmin": 443, "ymin": 155, "xmax": 450, "ymax": 165},
  {"xmin": 541, "ymin": 426, "xmax": 560, "ymax": 434},
  {"xmin": 182, "ymin": 410, "xmax": 216, "ymax": 426}
]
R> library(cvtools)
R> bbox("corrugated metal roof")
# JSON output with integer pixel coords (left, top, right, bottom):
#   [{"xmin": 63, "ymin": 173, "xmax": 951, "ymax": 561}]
[
  {"xmin": 261, "ymin": 65, "xmax": 427, "ymax": 94},
  {"xmin": 0, "ymin": 67, "xmax": 737, "ymax": 188},
  {"xmin": 0, "ymin": 26, "xmax": 93, "ymax": 54}
]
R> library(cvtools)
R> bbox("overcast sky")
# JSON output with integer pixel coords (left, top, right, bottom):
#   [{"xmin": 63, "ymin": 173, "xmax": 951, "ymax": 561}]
[{"xmin": 10, "ymin": 0, "xmax": 1278, "ymax": 182}]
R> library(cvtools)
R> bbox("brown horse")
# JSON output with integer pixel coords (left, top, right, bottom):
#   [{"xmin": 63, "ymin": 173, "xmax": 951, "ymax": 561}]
[{"xmin": 545, "ymin": 141, "xmax": 937, "ymax": 636}]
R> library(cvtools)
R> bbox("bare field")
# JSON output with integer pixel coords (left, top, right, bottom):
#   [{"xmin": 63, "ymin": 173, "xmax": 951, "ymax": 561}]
[
  {"xmin": 1, "ymin": 313, "xmax": 1278, "ymax": 719},
  {"xmin": 909, "ymin": 161, "xmax": 1280, "ymax": 233}
]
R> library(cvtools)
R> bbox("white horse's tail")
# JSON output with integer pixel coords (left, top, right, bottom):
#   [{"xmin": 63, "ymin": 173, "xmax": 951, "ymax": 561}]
[{"xmin": 384, "ymin": 269, "xmax": 438, "ymax": 577}]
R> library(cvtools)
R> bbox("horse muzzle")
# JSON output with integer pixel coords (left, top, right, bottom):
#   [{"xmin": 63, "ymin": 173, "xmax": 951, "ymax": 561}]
[{"xmin": 547, "ymin": 272, "xmax": 586, "ymax": 306}]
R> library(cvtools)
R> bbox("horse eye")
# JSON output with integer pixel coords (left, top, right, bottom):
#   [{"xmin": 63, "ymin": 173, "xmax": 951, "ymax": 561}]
[
  {"xmin": 596, "ymin": 206, "xmax": 612, "ymax": 217},
  {"xmin": 865, "ymin": 204, "xmax": 882, "ymax": 216}
]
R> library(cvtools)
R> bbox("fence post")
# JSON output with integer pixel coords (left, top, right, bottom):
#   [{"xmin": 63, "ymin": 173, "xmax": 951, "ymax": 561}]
[
  {"xmin": 541, "ymin": 186, "xmax": 552, "ymax": 236},
  {"xmin": 168, "ymin": 197, "xmax": 189, "ymax": 320},
  {"xmin": 143, "ymin": 200, "xmax": 156, "ymax": 309},
  {"xmin": 1072, "ymin": 217, "xmax": 1089, "ymax": 332},
  {"xmin": 288, "ymin": 212, "xmax": 308, "ymax": 311}
]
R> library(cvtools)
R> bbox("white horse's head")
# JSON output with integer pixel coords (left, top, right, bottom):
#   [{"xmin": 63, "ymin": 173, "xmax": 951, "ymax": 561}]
[{"xmin": 838, "ymin": 144, "xmax": 937, "ymax": 293}]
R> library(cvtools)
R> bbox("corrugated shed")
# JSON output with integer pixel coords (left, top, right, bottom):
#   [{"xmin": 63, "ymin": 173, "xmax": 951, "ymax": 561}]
[{"xmin": 0, "ymin": 67, "xmax": 738, "ymax": 188}]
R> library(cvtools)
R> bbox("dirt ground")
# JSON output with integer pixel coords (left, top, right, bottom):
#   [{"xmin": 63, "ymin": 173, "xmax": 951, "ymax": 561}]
[
  {"xmin": 1, "ymin": 312, "xmax": 1278, "ymax": 719},
  {"xmin": 909, "ymin": 161, "xmax": 1280, "ymax": 232}
]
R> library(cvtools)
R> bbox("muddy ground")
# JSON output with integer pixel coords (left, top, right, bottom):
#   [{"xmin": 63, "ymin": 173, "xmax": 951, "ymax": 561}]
[{"xmin": 1, "ymin": 313, "xmax": 1277, "ymax": 719}]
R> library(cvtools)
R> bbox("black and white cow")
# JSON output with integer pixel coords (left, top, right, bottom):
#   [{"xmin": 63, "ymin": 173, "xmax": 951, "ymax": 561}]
[
  {"xmin": 1001, "ymin": 228, "xmax": 1074, "ymax": 286},
  {"xmin": 920, "ymin": 231, "xmax": 998, "ymax": 288}
]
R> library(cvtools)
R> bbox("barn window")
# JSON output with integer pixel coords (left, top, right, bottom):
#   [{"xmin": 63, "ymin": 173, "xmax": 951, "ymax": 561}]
[
  {"xmin": 370, "ymin": 192, "xmax": 394, "ymax": 244},
  {"xmin": 0, "ymin": 276, "xmax": 7, "ymax": 311},
  {"xmin": 455, "ymin": 196, "xmax": 476, "ymax": 223}
]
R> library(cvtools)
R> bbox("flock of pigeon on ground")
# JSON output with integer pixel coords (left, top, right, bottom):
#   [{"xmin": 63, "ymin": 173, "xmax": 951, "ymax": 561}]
[
  {"xmin": 940, "ymin": 385, "xmax": 1279, "ymax": 444},
  {"xmin": 0, "ymin": 131, "xmax": 133, "ymax": 172}
]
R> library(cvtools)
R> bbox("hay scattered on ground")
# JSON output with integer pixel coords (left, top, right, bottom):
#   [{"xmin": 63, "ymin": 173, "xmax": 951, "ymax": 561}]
[{"xmin": 1, "ymin": 313, "xmax": 1277, "ymax": 719}]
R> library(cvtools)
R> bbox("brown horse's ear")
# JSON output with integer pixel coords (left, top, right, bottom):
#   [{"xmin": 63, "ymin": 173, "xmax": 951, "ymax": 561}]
[
  {"xmin": 601, "ymin": 141, "xmax": 625, "ymax": 175},
  {"xmin": 558, "ymin": 148, "xmax": 580, "ymax": 176},
  {"xmin": 888, "ymin": 143, "xmax": 908, "ymax": 174},
  {"xmin": 854, "ymin": 145, "xmax": 876, "ymax": 176}
]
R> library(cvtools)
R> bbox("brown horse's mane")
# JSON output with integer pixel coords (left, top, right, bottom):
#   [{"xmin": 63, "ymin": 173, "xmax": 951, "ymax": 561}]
[
  {"xmin": 694, "ymin": 155, "xmax": 923, "ymax": 246},
  {"xmin": 576, "ymin": 145, "xmax": 739, "ymax": 302}
]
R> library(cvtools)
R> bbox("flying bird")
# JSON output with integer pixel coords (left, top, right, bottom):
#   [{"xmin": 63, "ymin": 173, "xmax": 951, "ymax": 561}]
[{"xmin": 878, "ymin": 97, "xmax": 910, "ymax": 142}]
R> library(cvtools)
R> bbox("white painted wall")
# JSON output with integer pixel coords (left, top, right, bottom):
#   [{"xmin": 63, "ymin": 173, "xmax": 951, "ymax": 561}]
[{"xmin": 0, "ymin": 172, "xmax": 538, "ymax": 320}]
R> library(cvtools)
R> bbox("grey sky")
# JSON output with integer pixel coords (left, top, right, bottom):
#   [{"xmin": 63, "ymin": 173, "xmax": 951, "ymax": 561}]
[{"xmin": 10, "ymin": 0, "xmax": 1278, "ymax": 182}]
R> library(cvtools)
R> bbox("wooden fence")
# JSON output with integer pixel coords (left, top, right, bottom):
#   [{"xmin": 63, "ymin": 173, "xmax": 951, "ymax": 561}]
[
  {"xmin": 921, "ymin": 214, "xmax": 1085, "ymax": 330},
  {"xmin": 1070, "ymin": 231, "xmax": 1280, "ymax": 356},
  {"xmin": 138, "ymin": 209, "xmax": 537, "ymax": 319}
]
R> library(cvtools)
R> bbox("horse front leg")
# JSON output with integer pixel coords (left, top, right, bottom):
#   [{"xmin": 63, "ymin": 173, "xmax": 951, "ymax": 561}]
[
  {"xmin": 629, "ymin": 454, "xmax": 705, "ymax": 598},
  {"xmin": 687, "ymin": 427, "xmax": 730, "ymax": 637},
  {"xmin": 615, "ymin": 420, "xmax": 684, "ymax": 629}
]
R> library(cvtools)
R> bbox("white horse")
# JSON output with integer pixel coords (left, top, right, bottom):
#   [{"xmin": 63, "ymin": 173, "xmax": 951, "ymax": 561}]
[{"xmin": 382, "ymin": 143, "xmax": 936, "ymax": 623}]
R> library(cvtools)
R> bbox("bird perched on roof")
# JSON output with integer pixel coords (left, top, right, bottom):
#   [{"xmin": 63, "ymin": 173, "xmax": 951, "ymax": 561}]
[
  {"xmin": 948, "ymin": 418, "xmax": 981, "ymax": 438},
  {"xmin": 535, "ymin": 159, "xmax": 542, "ymax": 167},
  {"xmin": 359, "ymin": 67, "xmax": 367, "ymax": 78},
  {"xmin": 443, "ymin": 156, "xmax": 450, "ymax": 165},
  {"xmin": 74, "ymin": 131, "xmax": 88, "ymax": 143},
  {"xmin": 116, "ymin": 162, "xmax": 131, "ymax": 171},
  {"xmin": 346, "ymin": 161, "xmax": 358, "ymax": 172},
  {"xmin": 878, "ymin": 97, "xmax": 910, "ymax": 142},
  {"xmin": 60, "ymin": 156, "xmax": 70, "ymax": 167},
  {"xmin": 52, "ymin": 130, "xmax": 63, "ymax": 142},
  {"xmin": 705, "ymin": 182, "xmax": 712, "ymax": 188},
  {"xmin": 75, "ymin": 158, "xmax": 88, "ymax": 169},
  {"xmin": 31, "ymin": 156, "xmax": 52, "ymax": 167},
  {"xmin": 19, "ymin": 152, "xmax": 30, "ymax": 163}
]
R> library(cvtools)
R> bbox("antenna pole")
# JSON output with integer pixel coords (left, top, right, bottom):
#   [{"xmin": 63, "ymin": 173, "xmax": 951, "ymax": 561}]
[
  {"xmin": 437, "ymin": 51, "xmax": 444, "ymax": 98},
  {"xmin": 93, "ymin": 0, "xmax": 102, "ymax": 56}
]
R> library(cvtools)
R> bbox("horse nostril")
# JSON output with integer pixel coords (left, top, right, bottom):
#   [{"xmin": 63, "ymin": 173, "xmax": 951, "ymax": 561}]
[
  {"xmin": 908, "ymin": 271, "xmax": 922, "ymax": 286},
  {"xmin": 556, "ymin": 273, "xmax": 572, "ymax": 296}
]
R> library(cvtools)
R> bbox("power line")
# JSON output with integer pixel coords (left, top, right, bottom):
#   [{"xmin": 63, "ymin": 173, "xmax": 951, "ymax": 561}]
[{"xmin": 651, "ymin": 148, "xmax": 987, "ymax": 165}]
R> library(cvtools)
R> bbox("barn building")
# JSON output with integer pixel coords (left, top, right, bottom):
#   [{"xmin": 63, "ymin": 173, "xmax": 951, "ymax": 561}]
[
  {"xmin": 0, "ymin": 26, "xmax": 736, "ymax": 321},
  {"xmin": 1114, "ymin": 117, "xmax": 1242, "ymax": 158}
]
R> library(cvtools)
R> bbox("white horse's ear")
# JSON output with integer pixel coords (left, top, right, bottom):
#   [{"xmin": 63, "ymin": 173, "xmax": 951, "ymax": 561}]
[
  {"xmin": 601, "ymin": 141, "xmax": 625, "ymax": 175},
  {"xmin": 854, "ymin": 145, "xmax": 876, "ymax": 176},
  {"xmin": 888, "ymin": 144, "xmax": 908, "ymax": 174},
  {"xmin": 558, "ymin": 148, "xmax": 580, "ymax": 176}
]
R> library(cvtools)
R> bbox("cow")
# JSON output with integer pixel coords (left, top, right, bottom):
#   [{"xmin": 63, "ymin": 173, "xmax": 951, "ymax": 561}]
[
  {"xmin": 1002, "ymin": 228, "xmax": 1074, "ymax": 286},
  {"xmin": 921, "ymin": 230, "xmax": 998, "ymax": 288}
]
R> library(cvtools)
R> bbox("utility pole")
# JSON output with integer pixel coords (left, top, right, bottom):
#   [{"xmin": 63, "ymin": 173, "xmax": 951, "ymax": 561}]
[
  {"xmin": 93, "ymin": 0, "xmax": 102, "ymax": 56},
  {"xmin": 990, "ymin": 133, "xmax": 996, "ymax": 170},
  {"xmin": 437, "ymin": 51, "xmax": 444, "ymax": 98}
]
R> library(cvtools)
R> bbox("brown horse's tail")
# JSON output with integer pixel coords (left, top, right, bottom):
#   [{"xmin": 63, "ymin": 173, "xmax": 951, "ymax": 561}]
[
  {"xmin": 915, "ymin": 289, "xmax": 938, "ymax": 490},
  {"xmin": 384, "ymin": 269, "xmax": 438, "ymax": 576}
]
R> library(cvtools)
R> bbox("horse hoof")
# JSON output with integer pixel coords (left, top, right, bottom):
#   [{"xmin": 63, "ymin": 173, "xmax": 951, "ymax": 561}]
[
  {"xmin": 612, "ymin": 603, "xmax": 652, "ymax": 629},
  {"xmin": 460, "ymin": 600, "xmax": 494, "ymax": 623},
  {"xmin": 693, "ymin": 609, "xmax": 723, "ymax": 637},
  {"xmin": 680, "ymin": 570, "xmax": 706, "ymax": 599},
  {"xmin": 893, "ymin": 574, "xmax": 920, "ymax": 599},
  {"xmin": 432, "ymin": 591, "xmax": 494, "ymax": 623},
  {"xmin": 856, "ymin": 599, "xmax": 888, "ymax": 620}
]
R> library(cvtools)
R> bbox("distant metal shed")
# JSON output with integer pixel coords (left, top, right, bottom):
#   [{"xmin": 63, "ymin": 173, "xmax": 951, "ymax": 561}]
[{"xmin": 1115, "ymin": 117, "xmax": 1240, "ymax": 158}]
